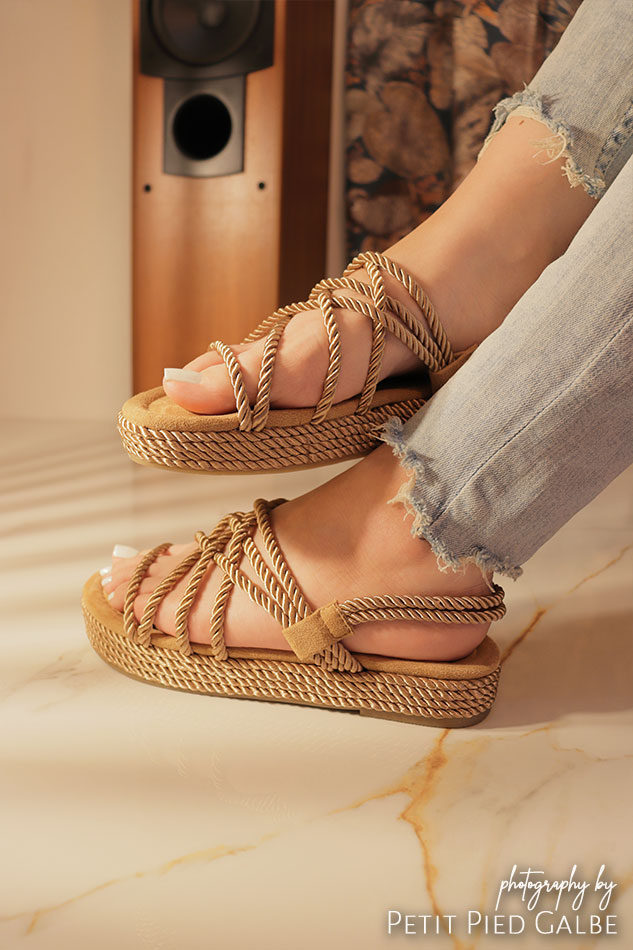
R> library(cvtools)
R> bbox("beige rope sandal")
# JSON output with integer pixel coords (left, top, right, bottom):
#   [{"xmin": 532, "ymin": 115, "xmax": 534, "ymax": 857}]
[
  {"xmin": 118, "ymin": 252, "xmax": 474, "ymax": 474},
  {"xmin": 82, "ymin": 499, "xmax": 506, "ymax": 727}
]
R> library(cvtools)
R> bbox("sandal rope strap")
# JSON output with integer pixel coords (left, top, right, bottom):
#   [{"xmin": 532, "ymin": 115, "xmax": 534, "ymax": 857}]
[
  {"xmin": 121, "ymin": 500, "xmax": 506, "ymax": 674},
  {"xmin": 207, "ymin": 251, "xmax": 455, "ymax": 432}
]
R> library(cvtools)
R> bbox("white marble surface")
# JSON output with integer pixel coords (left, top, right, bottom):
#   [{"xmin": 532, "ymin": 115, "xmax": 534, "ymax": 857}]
[{"xmin": 1, "ymin": 420, "xmax": 632, "ymax": 950}]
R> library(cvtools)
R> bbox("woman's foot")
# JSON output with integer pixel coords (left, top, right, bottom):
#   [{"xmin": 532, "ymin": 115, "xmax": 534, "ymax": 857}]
[
  {"xmin": 101, "ymin": 446, "xmax": 493, "ymax": 663},
  {"xmin": 163, "ymin": 116, "xmax": 595, "ymax": 417},
  {"xmin": 163, "ymin": 260, "xmax": 426, "ymax": 416}
]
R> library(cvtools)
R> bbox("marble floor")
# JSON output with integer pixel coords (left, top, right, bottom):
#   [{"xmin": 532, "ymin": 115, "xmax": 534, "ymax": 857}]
[{"xmin": 1, "ymin": 419, "xmax": 632, "ymax": 950}]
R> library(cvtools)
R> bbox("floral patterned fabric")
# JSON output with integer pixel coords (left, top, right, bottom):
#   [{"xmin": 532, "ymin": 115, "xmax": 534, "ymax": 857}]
[{"xmin": 345, "ymin": 0, "xmax": 582, "ymax": 258}]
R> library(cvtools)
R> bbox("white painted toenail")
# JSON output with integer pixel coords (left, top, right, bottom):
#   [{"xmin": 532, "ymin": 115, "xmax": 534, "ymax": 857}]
[
  {"xmin": 101, "ymin": 574, "xmax": 112, "ymax": 587},
  {"xmin": 99, "ymin": 566, "xmax": 112, "ymax": 576},
  {"xmin": 107, "ymin": 591, "xmax": 115, "ymax": 602},
  {"xmin": 112, "ymin": 544, "xmax": 138, "ymax": 558},
  {"xmin": 163, "ymin": 368, "xmax": 202, "ymax": 384}
]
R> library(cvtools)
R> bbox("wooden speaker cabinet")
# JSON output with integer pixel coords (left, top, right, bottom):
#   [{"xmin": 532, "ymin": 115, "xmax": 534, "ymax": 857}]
[{"xmin": 133, "ymin": 0, "xmax": 334, "ymax": 392}]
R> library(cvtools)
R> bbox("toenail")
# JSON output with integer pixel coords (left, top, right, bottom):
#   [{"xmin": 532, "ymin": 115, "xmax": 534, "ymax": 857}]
[
  {"xmin": 101, "ymin": 574, "xmax": 112, "ymax": 587},
  {"xmin": 99, "ymin": 565, "xmax": 112, "ymax": 576},
  {"xmin": 112, "ymin": 544, "xmax": 139, "ymax": 558},
  {"xmin": 106, "ymin": 591, "xmax": 115, "ymax": 602},
  {"xmin": 163, "ymin": 368, "xmax": 202, "ymax": 384}
]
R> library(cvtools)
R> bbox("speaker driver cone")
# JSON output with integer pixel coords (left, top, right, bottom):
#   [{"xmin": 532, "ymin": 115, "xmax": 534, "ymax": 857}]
[{"xmin": 149, "ymin": 0, "xmax": 261, "ymax": 67}]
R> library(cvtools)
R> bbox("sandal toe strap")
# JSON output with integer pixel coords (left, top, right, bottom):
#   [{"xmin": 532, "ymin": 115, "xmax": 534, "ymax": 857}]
[
  {"xmin": 209, "ymin": 251, "xmax": 457, "ymax": 431},
  {"xmin": 208, "ymin": 340, "xmax": 253, "ymax": 430}
]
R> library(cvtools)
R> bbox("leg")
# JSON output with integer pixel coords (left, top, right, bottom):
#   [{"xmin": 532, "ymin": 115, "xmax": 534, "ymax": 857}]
[
  {"xmin": 384, "ymin": 151, "xmax": 633, "ymax": 577},
  {"xmin": 163, "ymin": 0, "xmax": 632, "ymax": 415},
  {"xmin": 103, "ymin": 151, "xmax": 633, "ymax": 662}
]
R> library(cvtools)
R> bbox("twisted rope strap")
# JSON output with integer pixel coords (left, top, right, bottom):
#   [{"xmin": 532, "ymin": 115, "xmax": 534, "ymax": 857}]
[
  {"xmin": 208, "ymin": 251, "xmax": 455, "ymax": 432},
  {"xmin": 121, "ymin": 500, "xmax": 506, "ymax": 674}
]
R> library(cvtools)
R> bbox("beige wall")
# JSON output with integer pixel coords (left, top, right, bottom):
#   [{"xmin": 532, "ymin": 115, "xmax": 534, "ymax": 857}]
[
  {"xmin": 0, "ymin": 0, "xmax": 346, "ymax": 423},
  {"xmin": 0, "ymin": 0, "xmax": 132, "ymax": 421}
]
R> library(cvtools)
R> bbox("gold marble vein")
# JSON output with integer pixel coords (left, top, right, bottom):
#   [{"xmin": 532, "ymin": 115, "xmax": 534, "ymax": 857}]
[
  {"xmin": 501, "ymin": 543, "xmax": 632, "ymax": 664},
  {"xmin": 2, "ymin": 834, "xmax": 278, "ymax": 936}
]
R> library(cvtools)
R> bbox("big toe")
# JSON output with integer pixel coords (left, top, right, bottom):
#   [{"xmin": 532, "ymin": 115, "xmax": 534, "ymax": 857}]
[
  {"xmin": 163, "ymin": 343, "xmax": 262, "ymax": 415},
  {"xmin": 183, "ymin": 344, "xmax": 249, "ymax": 373}
]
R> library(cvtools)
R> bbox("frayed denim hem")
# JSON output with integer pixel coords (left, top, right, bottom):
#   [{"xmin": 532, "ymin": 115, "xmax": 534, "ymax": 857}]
[
  {"xmin": 478, "ymin": 86, "xmax": 605, "ymax": 200},
  {"xmin": 381, "ymin": 418, "xmax": 523, "ymax": 581}
]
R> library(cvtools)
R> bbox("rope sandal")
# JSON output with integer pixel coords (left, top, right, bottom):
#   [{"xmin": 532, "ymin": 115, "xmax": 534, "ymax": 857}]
[
  {"xmin": 118, "ymin": 251, "xmax": 475, "ymax": 474},
  {"xmin": 82, "ymin": 499, "xmax": 506, "ymax": 727}
]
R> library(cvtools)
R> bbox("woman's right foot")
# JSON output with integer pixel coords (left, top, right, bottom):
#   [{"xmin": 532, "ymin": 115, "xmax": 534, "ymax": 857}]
[
  {"xmin": 163, "ymin": 117, "xmax": 595, "ymax": 417},
  {"xmin": 102, "ymin": 446, "xmax": 496, "ymax": 663}
]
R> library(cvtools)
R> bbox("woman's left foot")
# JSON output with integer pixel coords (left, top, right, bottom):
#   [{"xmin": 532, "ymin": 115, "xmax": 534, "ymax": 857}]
[{"xmin": 163, "ymin": 117, "xmax": 595, "ymax": 419}]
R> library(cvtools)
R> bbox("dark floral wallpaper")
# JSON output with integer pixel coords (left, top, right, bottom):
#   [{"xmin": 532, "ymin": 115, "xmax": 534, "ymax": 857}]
[{"xmin": 345, "ymin": 0, "xmax": 582, "ymax": 258}]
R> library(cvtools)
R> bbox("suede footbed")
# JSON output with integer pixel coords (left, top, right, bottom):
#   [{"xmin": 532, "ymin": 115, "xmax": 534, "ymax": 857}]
[{"xmin": 120, "ymin": 376, "xmax": 431, "ymax": 434}]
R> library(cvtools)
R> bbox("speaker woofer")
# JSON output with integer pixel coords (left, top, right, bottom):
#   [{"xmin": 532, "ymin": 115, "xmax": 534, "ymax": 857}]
[{"xmin": 149, "ymin": 0, "xmax": 260, "ymax": 67}]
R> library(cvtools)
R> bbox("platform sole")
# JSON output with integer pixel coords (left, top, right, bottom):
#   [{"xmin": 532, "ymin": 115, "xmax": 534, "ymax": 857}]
[
  {"xmin": 118, "ymin": 394, "xmax": 426, "ymax": 474},
  {"xmin": 82, "ymin": 582, "xmax": 500, "ymax": 729}
]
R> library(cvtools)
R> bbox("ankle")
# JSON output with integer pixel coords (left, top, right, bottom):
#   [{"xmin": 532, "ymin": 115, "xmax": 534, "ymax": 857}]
[
  {"xmin": 384, "ymin": 117, "xmax": 595, "ymax": 354},
  {"xmin": 287, "ymin": 445, "xmax": 492, "ymax": 603},
  {"xmin": 387, "ymin": 210, "xmax": 553, "ymax": 353}
]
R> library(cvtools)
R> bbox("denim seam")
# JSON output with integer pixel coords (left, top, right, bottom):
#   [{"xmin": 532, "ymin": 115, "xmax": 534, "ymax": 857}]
[
  {"xmin": 478, "ymin": 86, "xmax": 606, "ymax": 199},
  {"xmin": 382, "ymin": 313, "xmax": 633, "ymax": 578},
  {"xmin": 594, "ymin": 98, "xmax": 633, "ymax": 181}
]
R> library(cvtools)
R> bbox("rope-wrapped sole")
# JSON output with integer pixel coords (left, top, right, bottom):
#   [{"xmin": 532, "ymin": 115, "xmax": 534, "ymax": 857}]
[
  {"xmin": 82, "ymin": 576, "xmax": 501, "ymax": 728},
  {"xmin": 118, "ymin": 395, "xmax": 426, "ymax": 474}
]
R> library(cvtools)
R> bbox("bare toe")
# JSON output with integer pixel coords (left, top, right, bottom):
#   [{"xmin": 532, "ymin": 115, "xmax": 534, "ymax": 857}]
[
  {"xmin": 184, "ymin": 344, "xmax": 249, "ymax": 373},
  {"xmin": 163, "ymin": 341, "xmax": 265, "ymax": 415}
]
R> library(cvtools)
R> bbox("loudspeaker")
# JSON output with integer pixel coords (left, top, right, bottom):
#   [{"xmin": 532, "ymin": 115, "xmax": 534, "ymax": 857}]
[
  {"xmin": 133, "ymin": 0, "xmax": 334, "ymax": 392},
  {"xmin": 140, "ymin": 0, "xmax": 274, "ymax": 176}
]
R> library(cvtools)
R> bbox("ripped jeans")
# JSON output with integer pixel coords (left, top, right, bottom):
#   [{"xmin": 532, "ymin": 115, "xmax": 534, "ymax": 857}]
[{"xmin": 383, "ymin": 0, "xmax": 633, "ymax": 579}]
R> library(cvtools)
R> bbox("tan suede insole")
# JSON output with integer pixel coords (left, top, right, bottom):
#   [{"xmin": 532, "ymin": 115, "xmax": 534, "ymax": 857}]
[{"xmin": 120, "ymin": 376, "xmax": 431, "ymax": 434}]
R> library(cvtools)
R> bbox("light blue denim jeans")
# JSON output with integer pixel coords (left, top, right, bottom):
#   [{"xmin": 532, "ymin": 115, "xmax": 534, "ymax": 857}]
[{"xmin": 383, "ymin": 0, "xmax": 633, "ymax": 579}]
